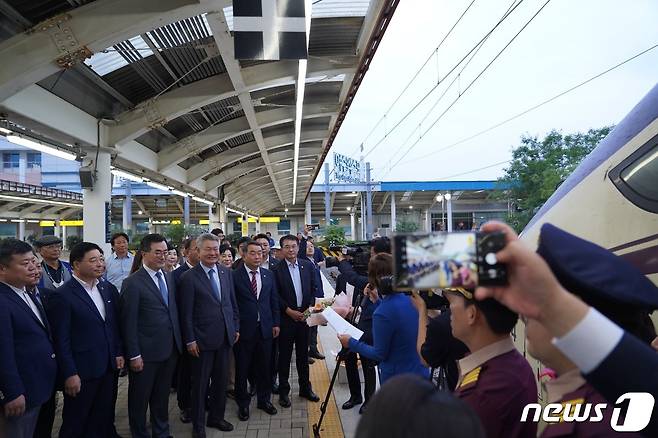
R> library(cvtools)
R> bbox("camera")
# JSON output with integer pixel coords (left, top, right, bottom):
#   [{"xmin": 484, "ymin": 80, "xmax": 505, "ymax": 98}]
[
  {"xmin": 393, "ymin": 231, "xmax": 507, "ymax": 290},
  {"xmin": 325, "ymin": 242, "xmax": 371, "ymax": 275}
]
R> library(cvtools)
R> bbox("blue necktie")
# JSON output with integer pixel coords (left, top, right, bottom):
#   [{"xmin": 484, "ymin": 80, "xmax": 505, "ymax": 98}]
[
  {"xmin": 155, "ymin": 271, "xmax": 169, "ymax": 306},
  {"xmin": 207, "ymin": 268, "xmax": 221, "ymax": 302}
]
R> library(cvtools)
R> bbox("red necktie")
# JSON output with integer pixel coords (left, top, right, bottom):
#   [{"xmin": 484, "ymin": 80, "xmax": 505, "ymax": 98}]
[{"xmin": 250, "ymin": 271, "xmax": 258, "ymax": 298}]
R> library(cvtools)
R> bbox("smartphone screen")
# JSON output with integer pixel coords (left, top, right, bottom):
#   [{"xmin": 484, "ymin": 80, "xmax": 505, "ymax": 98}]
[{"xmin": 394, "ymin": 232, "xmax": 479, "ymax": 290}]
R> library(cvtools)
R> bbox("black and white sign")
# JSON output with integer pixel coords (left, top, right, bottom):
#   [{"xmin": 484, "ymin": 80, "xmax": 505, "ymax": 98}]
[
  {"xmin": 233, "ymin": 0, "xmax": 308, "ymax": 60},
  {"xmin": 333, "ymin": 152, "xmax": 362, "ymax": 183}
]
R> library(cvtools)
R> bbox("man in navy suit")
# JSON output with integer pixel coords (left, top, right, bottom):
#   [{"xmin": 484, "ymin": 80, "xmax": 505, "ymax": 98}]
[
  {"xmin": 255, "ymin": 233, "xmax": 281, "ymax": 392},
  {"xmin": 180, "ymin": 233, "xmax": 239, "ymax": 437},
  {"xmin": 0, "ymin": 239, "xmax": 57, "ymax": 438},
  {"xmin": 47, "ymin": 242, "xmax": 124, "ymax": 438},
  {"xmin": 233, "ymin": 240, "xmax": 280, "ymax": 421},
  {"xmin": 26, "ymin": 259, "xmax": 58, "ymax": 438},
  {"xmin": 173, "ymin": 236, "xmax": 199, "ymax": 424},
  {"xmin": 272, "ymin": 234, "xmax": 320, "ymax": 408},
  {"xmin": 120, "ymin": 234, "xmax": 183, "ymax": 438}
]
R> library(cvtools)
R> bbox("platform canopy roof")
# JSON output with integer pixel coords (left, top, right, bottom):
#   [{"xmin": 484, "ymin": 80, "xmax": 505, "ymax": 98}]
[{"xmin": 0, "ymin": 0, "xmax": 397, "ymax": 215}]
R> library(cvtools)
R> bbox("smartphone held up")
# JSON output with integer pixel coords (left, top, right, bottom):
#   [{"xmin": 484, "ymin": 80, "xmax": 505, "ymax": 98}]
[{"xmin": 393, "ymin": 231, "xmax": 507, "ymax": 291}]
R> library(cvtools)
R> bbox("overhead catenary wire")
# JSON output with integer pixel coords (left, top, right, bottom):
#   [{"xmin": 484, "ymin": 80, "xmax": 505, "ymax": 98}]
[
  {"xmin": 346, "ymin": 0, "xmax": 479, "ymax": 159},
  {"xmin": 383, "ymin": 0, "xmax": 553, "ymax": 177},
  {"xmin": 379, "ymin": 0, "xmax": 518, "ymax": 168},
  {"xmin": 356, "ymin": 0, "xmax": 526, "ymax": 162},
  {"xmin": 394, "ymin": 42, "xmax": 658, "ymax": 167}
]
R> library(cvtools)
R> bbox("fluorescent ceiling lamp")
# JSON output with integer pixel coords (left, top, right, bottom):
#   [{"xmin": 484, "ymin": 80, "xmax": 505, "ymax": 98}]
[
  {"xmin": 111, "ymin": 169, "xmax": 143, "ymax": 183},
  {"xmin": 146, "ymin": 181, "xmax": 169, "ymax": 191},
  {"xmin": 0, "ymin": 193, "xmax": 81, "ymax": 207},
  {"xmin": 7, "ymin": 135, "xmax": 76, "ymax": 161},
  {"xmin": 291, "ymin": 0, "xmax": 312, "ymax": 205},
  {"xmin": 170, "ymin": 189, "xmax": 188, "ymax": 197},
  {"xmin": 226, "ymin": 207, "xmax": 244, "ymax": 215},
  {"xmin": 0, "ymin": 127, "xmax": 11, "ymax": 134},
  {"xmin": 192, "ymin": 196, "xmax": 214, "ymax": 206},
  {"xmin": 444, "ymin": 193, "xmax": 452, "ymax": 201}
]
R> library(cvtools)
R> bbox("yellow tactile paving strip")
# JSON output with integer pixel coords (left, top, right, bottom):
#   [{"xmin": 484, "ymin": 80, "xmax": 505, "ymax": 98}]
[{"xmin": 307, "ymin": 342, "xmax": 345, "ymax": 438}]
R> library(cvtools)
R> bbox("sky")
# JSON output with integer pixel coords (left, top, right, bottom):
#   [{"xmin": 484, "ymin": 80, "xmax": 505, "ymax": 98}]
[{"xmin": 328, "ymin": 0, "xmax": 658, "ymax": 183}]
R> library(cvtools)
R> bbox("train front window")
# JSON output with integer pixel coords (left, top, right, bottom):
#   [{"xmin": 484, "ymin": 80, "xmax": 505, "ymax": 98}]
[
  {"xmin": 610, "ymin": 138, "xmax": 658, "ymax": 213},
  {"xmin": 620, "ymin": 145, "xmax": 658, "ymax": 200}
]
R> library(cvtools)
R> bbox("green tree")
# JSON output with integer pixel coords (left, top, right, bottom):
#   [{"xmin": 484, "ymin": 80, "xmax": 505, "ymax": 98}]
[
  {"xmin": 499, "ymin": 127, "xmax": 613, "ymax": 232},
  {"xmin": 324, "ymin": 225, "xmax": 346, "ymax": 246},
  {"xmin": 396, "ymin": 218, "xmax": 419, "ymax": 232}
]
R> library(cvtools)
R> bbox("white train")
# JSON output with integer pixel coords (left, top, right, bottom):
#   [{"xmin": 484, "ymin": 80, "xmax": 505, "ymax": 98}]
[
  {"xmin": 516, "ymin": 83, "xmax": 658, "ymax": 393},
  {"xmin": 521, "ymin": 82, "xmax": 658, "ymax": 286}
]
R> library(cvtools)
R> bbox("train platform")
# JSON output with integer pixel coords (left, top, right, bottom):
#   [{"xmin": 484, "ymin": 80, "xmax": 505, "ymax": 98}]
[{"xmin": 51, "ymin": 271, "xmax": 366, "ymax": 438}]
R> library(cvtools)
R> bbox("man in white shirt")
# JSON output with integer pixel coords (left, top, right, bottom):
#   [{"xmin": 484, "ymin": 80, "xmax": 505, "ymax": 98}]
[
  {"xmin": 105, "ymin": 232, "xmax": 133, "ymax": 292},
  {"xmin": 47, "ymin": 242, "xmax": 124, "ymax": 438},
  {"xmin": 119, "ymin": 234, "xmax": 182, "ymax": 438}
]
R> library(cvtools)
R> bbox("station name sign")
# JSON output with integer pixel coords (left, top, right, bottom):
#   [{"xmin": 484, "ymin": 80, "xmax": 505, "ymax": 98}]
[{"xmin": 333, "ymin": 153, "xmax": 361, "ymax": 183}]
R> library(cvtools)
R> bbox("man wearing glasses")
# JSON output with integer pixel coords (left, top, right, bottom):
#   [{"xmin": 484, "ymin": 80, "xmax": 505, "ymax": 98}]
[
  {"xmin": 119, "ymin": 234, "xmax": 182, "ymax": 438},
  {"xmin": 271, "ymin": 234, "xmax": 320, "ymax": 408}
]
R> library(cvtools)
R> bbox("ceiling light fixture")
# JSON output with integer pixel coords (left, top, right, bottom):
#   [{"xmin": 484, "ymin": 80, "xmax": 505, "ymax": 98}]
[
  {"xmin": 7, "ymin": 135, "xmax": 76, "ymax": 161},
  {"xmin": 291, "ymin": 0, "xmax": 312, "ymax": 205}
]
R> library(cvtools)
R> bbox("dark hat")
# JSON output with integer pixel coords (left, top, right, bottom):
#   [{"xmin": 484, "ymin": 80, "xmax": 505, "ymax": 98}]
[
  {"xmin": 34, "ymin": 235, "xmax": 63, "ymax": 247},
  {"xmin": 537, "ymin": 223, "xmax": 658, "ymax": 311}
]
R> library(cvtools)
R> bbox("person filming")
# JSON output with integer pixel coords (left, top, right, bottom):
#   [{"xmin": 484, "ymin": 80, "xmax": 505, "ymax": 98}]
[{"xmin": 338, "ymin": 253, "xmax": 428, "ymax": 385}]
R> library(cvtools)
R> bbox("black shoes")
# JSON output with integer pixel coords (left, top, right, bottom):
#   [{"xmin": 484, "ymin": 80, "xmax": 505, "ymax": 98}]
[
  {"xmin": 309, "ymin": 350, "xmax": 325, "ymax": 360},
  {"xmin": 248, "ymin": 385, "xmax": 257, "ymax": 397},
  {"xmin": 179, "ymin": 408, "xmax": 192, "ymax": 423},
  {"xmin": 359, "ymin": 403, "xmax": 368, "ymax": 415},
  {"xmin": 342, "ymin": 398, "xmax": 363, "ymax": 410},
  {"xmin": 207, "ymin": 419, "xmax": 234, "ymax": 432},
  {"xmin": 257, "ymin": 401, "xmax": 278, "ymax": 415},
  {"xmin": 226, "ymin": 389, "xmax": 236, "ymax": 399},
  {"xmin": 238, "ymin": 407, "xmax": 249, "ymax": 421},
  {"xmin": 299, "ymin": 389, "xmax": 320, "ymax": 402},
  {"xmin": 308, "ymin": 357, "xmax": 315, "ymax": 365},
  {"xmin": 279, "ymin": 394, "xmax": 291, "ymax": 408}
]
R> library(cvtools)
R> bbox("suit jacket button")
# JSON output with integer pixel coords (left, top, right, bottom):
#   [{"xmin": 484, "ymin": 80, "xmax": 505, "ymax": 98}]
[{"xmin": 51, "ymin": 353, "xmax": 56, "ymax": 359}]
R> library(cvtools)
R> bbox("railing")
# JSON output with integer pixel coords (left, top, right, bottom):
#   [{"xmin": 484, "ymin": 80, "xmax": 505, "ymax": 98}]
[{"xmin": 0, "ymin": 179, "xmax": 83, "ymax": 203}]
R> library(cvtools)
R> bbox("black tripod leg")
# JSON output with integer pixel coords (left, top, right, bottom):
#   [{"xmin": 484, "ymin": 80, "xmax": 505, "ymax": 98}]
[{"xmin": 313, "ymin": 353, "xmax": 346, "ymax": 437}]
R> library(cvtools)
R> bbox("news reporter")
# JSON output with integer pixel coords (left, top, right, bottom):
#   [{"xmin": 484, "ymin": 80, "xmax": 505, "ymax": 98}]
[
  {"xmin": 338, "ymin": 254, "xmax": 428, "ymax": 385},
  {"xmin": 337, "ymin": 238, "xmax": 389, "ymax": 411}
]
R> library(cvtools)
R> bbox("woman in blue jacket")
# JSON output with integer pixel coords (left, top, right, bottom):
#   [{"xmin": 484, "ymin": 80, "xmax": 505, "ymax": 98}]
[{"xmin": 339, "ymin": 253, "xmax": 429, "ymax": 385}]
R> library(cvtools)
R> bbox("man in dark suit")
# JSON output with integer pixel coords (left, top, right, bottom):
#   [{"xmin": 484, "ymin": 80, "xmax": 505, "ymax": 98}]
[
  {"xmin": 272, "ymin": 234, "xmax": 320, "ymax": 408},
  {"xmin": 173, "ymin": 236, "xmax": 199, "ymax": 424},
  {"xmin": 47, "ymin": 242, "xmax": 124, "ymax": 438},
  {"xmin": 0, "ymin": 239, "xmax": 57, "ymax": 438},
  {"xmin": 25, "ymin": 259, "xmax": 58, "ymax": 438},
  {"xmin": 255, "ymin": 234, "xmax": 280, "ymax": 392},
  {"xmin": 233, "ymin": 240, "xmax": 280, "ymax": 421},
  {"xmin": 120, "ymin": 234, "xmax": 183, "ymax": 438},
  {"xmin": 180, "ymin": 233, "xmax": 239, "ymax": 437}
]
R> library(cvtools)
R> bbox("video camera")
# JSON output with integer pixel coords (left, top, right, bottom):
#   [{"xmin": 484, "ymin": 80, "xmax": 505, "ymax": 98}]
[{"xmin": 324, "ymin": 242, "xmax": 371, "ymax": 275}]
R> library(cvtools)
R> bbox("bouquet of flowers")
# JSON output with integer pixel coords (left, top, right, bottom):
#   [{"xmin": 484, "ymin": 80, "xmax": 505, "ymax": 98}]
[
  {"xmin": 305, "ymin": 294, "xmax": 353, "ymax": 327},
  {"xmin": 303, "ymin": 297, "xmax": 335, "ymax": 322}
]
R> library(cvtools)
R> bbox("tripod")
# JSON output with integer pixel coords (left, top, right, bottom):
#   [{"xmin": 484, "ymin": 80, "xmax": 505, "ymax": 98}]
[{"xmin": 313, "ymin": 287, "xmax": 364, "ymax": 437}]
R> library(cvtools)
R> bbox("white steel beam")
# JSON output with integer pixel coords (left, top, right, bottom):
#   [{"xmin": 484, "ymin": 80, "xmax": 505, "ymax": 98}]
[
  {"xmin": 0, "ymin": 0, "xmax": 231, "ymax": 102},
  {"xmin": 185, "ymin": 131, "xmax": 324, "ymax": 185},
  {"xmin": 110, "ymin": 54, "xmax": 353, "ymax": 146},
  {"xmin": 158, "ymin": 104, "xmax": 336, "ymax": 172},
  {"xmin": 205, "ymin": 7, "xmax": 285, "ymax": 205}
]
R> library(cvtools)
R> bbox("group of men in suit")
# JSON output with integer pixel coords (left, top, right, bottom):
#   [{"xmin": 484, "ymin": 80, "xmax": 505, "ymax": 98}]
[{"xmin": 1, "ymin": 229, "xmax": 324, "ymax": 438}]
